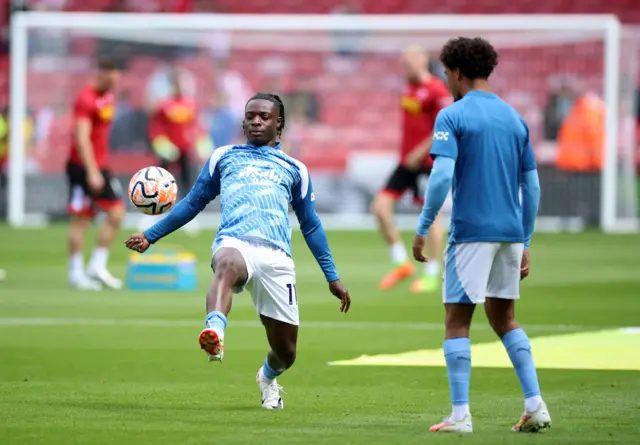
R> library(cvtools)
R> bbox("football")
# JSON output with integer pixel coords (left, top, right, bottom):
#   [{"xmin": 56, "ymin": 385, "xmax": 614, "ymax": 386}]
[{"xmin": 128, "ymin": 167, "xmax": 178, "ymax": 215}]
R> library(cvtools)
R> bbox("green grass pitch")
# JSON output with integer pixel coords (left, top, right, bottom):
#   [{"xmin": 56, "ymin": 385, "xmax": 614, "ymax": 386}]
[{"xmin": 1, "ymin": 225, "xmax": 640, "ymax": 444}]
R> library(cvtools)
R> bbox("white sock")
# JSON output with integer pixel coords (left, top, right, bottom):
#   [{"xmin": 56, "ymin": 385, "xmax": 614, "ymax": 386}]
[
  {"xmin": 425, "ymin": 260, "xmax": 441, "ymax": 276},
  {"xmin": 524, "ymin": 395, "xmax": 543, "ymax": 413},
  {"xmin": 390, "ymin": 242, "xmax": 408, "ymax": 264},
  {"xmin": 452, "ymin": 404, "xmax": 470, "ymax": 421},
  {"xmin": 69, "ymin": 253, "xmax": 84, "ymax": 278},
  {"xmin": 88, "ymin": 247, "xmax": 109, "ymax": 272}
]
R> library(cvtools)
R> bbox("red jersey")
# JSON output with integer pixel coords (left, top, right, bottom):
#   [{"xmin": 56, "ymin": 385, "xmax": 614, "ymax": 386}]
[
  {"xmin": 69, "ymin": 85, "xmax": 114, "ymax": 168},
  {"xmin": 400, "ymin": 77, "xmax": 451, "ymax": 167},
  {"xmin": 149, "ymin": 97, "xmax": 197, "ymax": 153}
]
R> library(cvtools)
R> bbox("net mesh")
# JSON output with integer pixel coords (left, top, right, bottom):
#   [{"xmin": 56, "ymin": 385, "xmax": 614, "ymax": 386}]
[{"xmin": 16, "ymin": 24, "xmax": 640, "ymax": 228}]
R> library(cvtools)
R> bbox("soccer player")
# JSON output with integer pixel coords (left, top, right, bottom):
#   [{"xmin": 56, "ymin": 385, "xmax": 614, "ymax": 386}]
[
  {"xmin": 370, "ymin": 45, "xmax": 451, "ymax": 293},
  {"xmin": 67, "ymin": 58, "xmax": 123, "ymax": 291},
  {"xmin": 412, "ymin": 37, "xmax": 550, "ymax": 433},
  {"xmin": 125, "ymin": 93, "xmax": 351, "ymax": 410},
  {"xmin": 149, "ymin": 68, "xmax": 213, "ymax": 194}
]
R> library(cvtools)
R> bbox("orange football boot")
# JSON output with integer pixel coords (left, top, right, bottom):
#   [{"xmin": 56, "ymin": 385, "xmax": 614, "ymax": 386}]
[{"xmin": 378, "ymin": 261, "xmax": 415, "ymax": 290}]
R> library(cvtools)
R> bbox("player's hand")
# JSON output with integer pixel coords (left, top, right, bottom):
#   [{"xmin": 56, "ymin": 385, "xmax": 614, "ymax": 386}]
[
  {"xmin": 87, "ymin": 170, "xmax": 105, "ymax": 194},
  {"xmin": 329, "ymin": 280, "xmax": 351, "ymax": 313},
  {"xmin": 125, "ymin": 233, "xmax": 151, "ymax": 254},
  {"xmin": 520, "ymin": 249, "xmax": 530, "ymax": 280},
  {"xmin": 412, "ymin": 233, "xmax": 428, "ymax": 262}
]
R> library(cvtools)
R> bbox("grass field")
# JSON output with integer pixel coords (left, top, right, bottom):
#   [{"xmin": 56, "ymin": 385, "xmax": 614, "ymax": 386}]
[{"xmin": 1, "ymin": 226, "xmax": 640, "ymax": 444}]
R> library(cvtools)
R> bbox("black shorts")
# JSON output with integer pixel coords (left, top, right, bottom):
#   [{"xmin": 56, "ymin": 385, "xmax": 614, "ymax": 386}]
[
  {"xmin": 381, "ymin": 164, "xmax": 432, "ymax": 205},
  {"xmin": 66, "ymin": 161, "xmax": 123, "ymax": 217}
]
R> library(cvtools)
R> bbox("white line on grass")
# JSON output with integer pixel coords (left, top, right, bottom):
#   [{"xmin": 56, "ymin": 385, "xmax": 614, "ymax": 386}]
[{"xmin": 0, "ymin": 317, "xmax": 619, "ymax": 332}]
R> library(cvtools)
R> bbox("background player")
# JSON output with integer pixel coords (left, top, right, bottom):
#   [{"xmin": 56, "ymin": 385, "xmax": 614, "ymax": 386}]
[
  {"xmin": 67, "ymin": 58, "xmax": 124, "ymax": 291},
  {"xmin": 149, "ymin": 68, "xmax": 213, "ymax": 195},
  {"xmin": 370, "ymin": 45, "xmax": 451, "ymax": 293},
  {"xmin": 412, "ymin": 37, "xmax": 549, "ymax": 433},
  {"xmin": 125, "ymin": 93, "xmax": 351, "ymax": 410}
]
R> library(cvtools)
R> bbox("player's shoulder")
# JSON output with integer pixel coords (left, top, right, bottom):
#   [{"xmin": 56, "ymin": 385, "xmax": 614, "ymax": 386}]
[
  {"xmin": 272, "ymin": 148, "xmax": 309, "ymax": 179},
  {"xmin": 74, "ymin": 85, "xmax": 96, "ymax": 104},
  {"xmin": 207, "ymin": 144, "xmax": 237, "ymax": 173}
]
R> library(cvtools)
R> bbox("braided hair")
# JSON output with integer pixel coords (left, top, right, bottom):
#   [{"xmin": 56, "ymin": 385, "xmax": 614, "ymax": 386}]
[{"xmin": 246, "ymin": 92, "xmax": 286, "ymax": 138}]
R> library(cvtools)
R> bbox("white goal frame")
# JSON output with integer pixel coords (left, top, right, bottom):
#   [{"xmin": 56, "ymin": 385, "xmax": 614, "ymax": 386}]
[{"xmin": 8, "ymin": 12, "xmax": 629, "ymax": 231}]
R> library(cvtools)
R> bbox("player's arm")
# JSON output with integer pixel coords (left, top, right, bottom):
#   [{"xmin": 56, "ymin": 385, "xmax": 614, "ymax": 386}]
[
  {"xmin": 74, "ymin": 96, "xmax": 103, "ymax": 192},
  {"xmin": 521, "ymin": 138, "xmax": 541, "ymax": 249},
  {"xmin": 291, "ymin": 164, "xmax": 350, "ymax": 312},
  {"xmin": 405, "ymin": 133, "xmax": 434, "ymax": 170},
  {"xmin": 413, "ymin": 110, "xmax": 457, "ymax": 262},
  {"xmin": 75, "ymin": 118, "xmax": 98, "ymax": 173},
  {"xmin": 142, "ymin": 154, "xmax": 221, "ymax": 244},
  {"xmin": 405, "ymin": 88, "xmax": 452, "ymax": 169}
]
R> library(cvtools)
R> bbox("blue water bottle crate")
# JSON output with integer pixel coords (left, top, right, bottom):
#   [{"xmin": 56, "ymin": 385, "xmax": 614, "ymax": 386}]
[{"xmin": 127, "ymin": 246, "xmax": 197, "ymax": 291}]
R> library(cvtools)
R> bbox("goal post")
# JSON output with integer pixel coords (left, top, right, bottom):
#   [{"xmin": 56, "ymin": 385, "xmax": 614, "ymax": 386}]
[{"xmin": 7, "ymin": 12, "xmax": 637, "ymax": 232}]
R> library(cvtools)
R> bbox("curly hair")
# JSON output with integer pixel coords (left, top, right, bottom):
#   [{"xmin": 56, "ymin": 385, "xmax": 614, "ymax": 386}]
[
  {"xmin": 246, "ymin": 92, "xmax": 285, "ymax": 137},
  {"xmin": 439, "ymin": 37, "xmax": 498, "ymax": 80}
]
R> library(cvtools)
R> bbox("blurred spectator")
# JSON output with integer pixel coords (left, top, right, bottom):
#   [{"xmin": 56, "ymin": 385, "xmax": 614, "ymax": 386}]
[
  {"xmin": 555, "ymin": 86, "xmax": 605, "ymax": 227},
  {"xmin": 330, "ymin": 1, "xmax": 363, "ymax": 57},
  {"xmin": 19, "ymin": 0, "xmax": 69, "ymax": 61},
  {"xmin": 213, "ymin": 59, "xmax": 252, "ymax": 122},
  {"xmin": 543, "ymin": 77, "xmax": 575, "ymax": 140},
  {"xmin": 281, "ymin": 104, "xmax": 307, "ymax": 157},
  {"xmin": 285, "ymin": 77, "xmax": 319, "ymax": 122},
  {"xmin": 145, "ymin": 62, "xmax": 196, "ymax": 110},
  {"xmin": 205, "ymin": 90, "xmax": 238, "ymax": 148},
  {"xmin": 110, "ymin": 89, "xmax": 150, "ymax": 151}
]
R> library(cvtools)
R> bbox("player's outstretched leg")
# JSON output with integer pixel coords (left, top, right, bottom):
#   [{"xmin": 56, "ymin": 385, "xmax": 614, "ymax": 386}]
[
  {"xmin": 410, "ymin": 215, "xmax": 444, "ymax": 293},
  {"xmin": 86, "ymin": 203, "xmax": 125, "ymax": 290},
  {"xmin": 68, "ymin": 215, "xmax": 101, "ymax": 291},
  {"xmin": 370, "ymin": 192, "xmax": 415, "ymax": 290},
  {"xmin": 485, "ymin": 298, "xmax": 551, "ymax": 432},
  {"xmin": 256, "ymin": 316, "xmax": 297, "ymax": 410},
  {"xmin": 430, "ymin": 303, "xmax": 474, "ymax": 433},
  {"xmin": 200, "ymin": 248, "xmax": 248, "ymax": 363}
]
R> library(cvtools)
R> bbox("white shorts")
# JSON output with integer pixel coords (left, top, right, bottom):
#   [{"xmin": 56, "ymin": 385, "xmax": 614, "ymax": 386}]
[
  {"xmin": 212, "ymin": 237, "xmax": 299, "ymax": 326},
  {"xmin": 442, "ymin": 242, "xmax": 524, "ymax": 305}
]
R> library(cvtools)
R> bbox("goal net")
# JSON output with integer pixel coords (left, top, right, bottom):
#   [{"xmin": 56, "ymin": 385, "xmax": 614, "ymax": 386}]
[{"xmin": 6, "ymin": 13, "xmax": 639, "ymax": 232}]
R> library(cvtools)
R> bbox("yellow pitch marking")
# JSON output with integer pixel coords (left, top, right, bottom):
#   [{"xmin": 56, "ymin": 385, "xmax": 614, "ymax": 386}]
[{"xmin": 329, "ymin": 328, "xmax": 640, "ymax": 371}]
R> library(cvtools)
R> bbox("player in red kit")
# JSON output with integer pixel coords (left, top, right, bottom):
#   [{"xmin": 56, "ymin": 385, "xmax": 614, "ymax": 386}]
[
  {"xmin": 149, "ymin": 69, "xmax": 212, "ymax": 194},
  {"xmin": 370, "ymin": 45, "xmax": 452, "ymax": 293},
  {"xmin": 67, "ymin": 58, "xmax": 124, "ymax": 291}
]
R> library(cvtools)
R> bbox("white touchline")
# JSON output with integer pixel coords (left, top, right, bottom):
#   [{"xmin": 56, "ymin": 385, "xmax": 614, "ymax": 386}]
[{"xmin": 0, "ymin": 317, "xmax": 617, "ymax": 332}]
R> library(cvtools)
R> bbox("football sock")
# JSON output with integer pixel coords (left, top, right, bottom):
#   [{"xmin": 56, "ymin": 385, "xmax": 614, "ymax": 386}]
[
  {"xmin": 261, "ymin": 357, "xmax": 283, "ymax": 382},
  {"xmin": 444, "ymin": 337, "xmax": 471, "ymax": 421},
  {"xmin": 425, "ymin": 260, "xmax": 440, "ymax": 277},
  {"xmin": 88, "ymin": 247, "xmax": 109, "ymax": 272},
  {"xmin": 502, "ymin": 328, "xmax": 542, "ymax": 412},
  {"xmin": 390, "ymin": 242, "xmax": 408, "ymax": 264},
  {"xmin": 205, "ymin": 311, "xmax": 227, "ymax": 333},
  {"xmin": 69, "ymin": 253, "xmax": 84, "ymax": 278}
]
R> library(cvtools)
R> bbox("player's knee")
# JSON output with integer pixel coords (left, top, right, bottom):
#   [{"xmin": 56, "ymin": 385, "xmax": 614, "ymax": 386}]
[{"xmin": 370, "ymin": 195, "xmax": 390, "ymax": 218}]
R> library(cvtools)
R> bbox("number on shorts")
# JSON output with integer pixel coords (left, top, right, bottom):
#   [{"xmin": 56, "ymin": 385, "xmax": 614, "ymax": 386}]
[{"xmin": 286, "ymin": 283, "xmax": 297, "ymax": 305}]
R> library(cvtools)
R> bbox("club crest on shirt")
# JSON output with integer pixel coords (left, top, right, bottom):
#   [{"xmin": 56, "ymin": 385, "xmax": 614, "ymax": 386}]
[
  {"xmin": 98, "ymin": 104, "xmax": 114, "ymax": 121},
  {"xmin": 166, "ymin": 105, "xmax": 193, "ymax": 124},
  {"xmin": 401, "ymin": 96, "xmax": 422, "ymax": 115}
]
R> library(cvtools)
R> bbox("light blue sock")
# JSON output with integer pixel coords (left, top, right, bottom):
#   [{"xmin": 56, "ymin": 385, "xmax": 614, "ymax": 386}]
[
  {"xmin": 205, "ymin": 311, "xmax": 227, "ymax": 332},
  {"xmin": 443, "ymin": 337, "xmax": 471, "ymax": 406},
  {"xmin": 502, "ymin": 328, "xmax": 541, "ymax": 398},
  {"xmin": 262, "ymin": 357, "xmax": 283, "ymax": 380}
]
